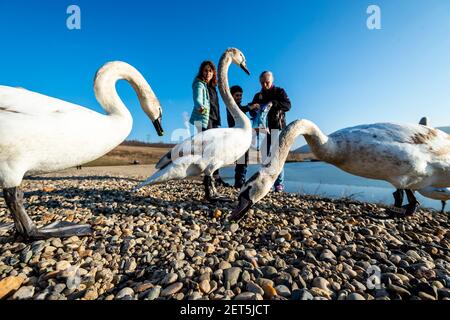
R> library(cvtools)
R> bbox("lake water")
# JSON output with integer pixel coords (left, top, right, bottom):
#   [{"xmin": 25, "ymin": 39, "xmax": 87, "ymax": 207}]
[{"xmin": 221, "ymin": 162, "xmax": 444, "ymax": 211}]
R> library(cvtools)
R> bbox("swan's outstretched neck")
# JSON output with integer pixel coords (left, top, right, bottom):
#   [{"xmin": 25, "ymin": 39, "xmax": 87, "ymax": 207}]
[
  {"xmin": 270, "ymin": 119, "xmax": 330, "ymax": 171},
  {"xmin": 94, "ymin": 61, "xmax": 160, "ymax": 120},
  {"xmin": 218, "ymin": 51, "xmax": 251, "ymax": 130}
]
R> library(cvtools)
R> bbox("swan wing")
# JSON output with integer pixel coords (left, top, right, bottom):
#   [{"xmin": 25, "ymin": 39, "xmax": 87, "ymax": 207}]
[
  {"xmin": 0, "ymin": 86, "xmax": 97, "ymax": 117},
  {"xmin": 155, "ymin": 128, "xmax": 249, "ymax": 170}
]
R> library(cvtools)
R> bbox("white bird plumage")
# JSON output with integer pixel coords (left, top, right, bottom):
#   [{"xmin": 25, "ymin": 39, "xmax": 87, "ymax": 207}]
[
  {"xmin": 136, "ymin": 48, "xmax": 252, "ymax": 202},
  {"xmin": 414, "ymin": 117, "xmax": 449, "ymax": 213},
  {"xmin": 230, "ymin": 119, "xmax": 450, "ymax": 220},
  {"xmin": 0, "ymin": 61, "xmax": 163, "ymax": 239}
]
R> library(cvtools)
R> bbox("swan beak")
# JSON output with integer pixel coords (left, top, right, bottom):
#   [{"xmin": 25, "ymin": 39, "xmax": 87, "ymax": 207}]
[
  {"xmin": 229, "ymin": 194, "xmax": 253, "ymax": 222},
  {"xmin": 152, "ymin": 118, "xmax": 164, "ymax": 136},
  {"xmin": 240, "ymin": 63, "xmax": 250, "ymax": 76}
]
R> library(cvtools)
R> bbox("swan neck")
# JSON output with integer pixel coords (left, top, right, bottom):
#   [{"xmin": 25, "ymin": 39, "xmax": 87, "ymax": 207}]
[
  {"xmin": 94, "ymin": 62, "xmax": 159, "ymax": 122},
  {"xmin": 270, "ymin": 120, "xmax": 330, "ymax": 172},
  {"xmin": 218, "ymin": 54, "xmax": 251, "ymax": 130}
]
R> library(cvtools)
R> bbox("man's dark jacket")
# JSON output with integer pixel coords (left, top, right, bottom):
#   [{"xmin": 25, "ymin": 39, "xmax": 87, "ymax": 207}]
[
  {"xmin": 226, "ymin": 104, "xmax": 251, "ymax": 128},
  {"xmin": 250, "ymin": 86, "xmax": 291, "ymax": 129}
]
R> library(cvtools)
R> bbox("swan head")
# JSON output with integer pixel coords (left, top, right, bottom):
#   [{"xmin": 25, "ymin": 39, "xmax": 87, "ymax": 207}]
[
  {"xmin": 94, "ymin": 61, "xmax": 165, "ymax": 137},
  {"xmin": 229, "ymin": 171, "xmax": 274, "ymax": 222},
  {"xmin": 227, "ymin": 48, "xmax": 250, "ymax": 75}
]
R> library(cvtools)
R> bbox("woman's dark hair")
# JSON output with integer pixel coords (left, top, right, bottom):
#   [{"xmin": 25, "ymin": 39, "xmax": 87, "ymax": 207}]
[
  {"xmin": 230, "ymin": 85, "xmax": 243, "ymax": 95},
  {"xmin": 196, "ymin": 60, "xmax": 218, "ymax": 87}
]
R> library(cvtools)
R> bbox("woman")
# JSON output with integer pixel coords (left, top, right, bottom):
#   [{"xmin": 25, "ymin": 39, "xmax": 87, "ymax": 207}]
[
  {"xmin": 190, "ymin": 60, "xmax": 219, "ymax": 130},
  {"xmin": 190, "ymin": 60, "xmax": 228, "ymax": 186}
]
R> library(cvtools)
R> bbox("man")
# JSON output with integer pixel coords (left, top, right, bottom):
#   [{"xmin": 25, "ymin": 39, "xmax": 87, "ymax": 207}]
[
  {"xmin": 226, "ymin": 85, "xmax": 256, "ymax": 188},
  {"xmin": 249, "ymin": 71, "xmax": 291, "ymax": 192}
]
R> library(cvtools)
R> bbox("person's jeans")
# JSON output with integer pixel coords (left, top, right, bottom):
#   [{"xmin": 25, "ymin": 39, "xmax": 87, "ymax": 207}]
[
  {"xmin": 265, "ymin": 131, "xmax": 285, "ymax": 188},
  {"xmin": 234, "ymin": 151, "xmax": 249, "ymax": 186},
  {"xmin": 274, "ymin": 169, "xmax": 285, "ymax": 188}
]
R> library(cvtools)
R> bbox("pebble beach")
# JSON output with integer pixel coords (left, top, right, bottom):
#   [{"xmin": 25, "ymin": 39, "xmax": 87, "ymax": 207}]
[{"xmin": 0, "ymin": 166, "xmax": 449, "ymax": 301}]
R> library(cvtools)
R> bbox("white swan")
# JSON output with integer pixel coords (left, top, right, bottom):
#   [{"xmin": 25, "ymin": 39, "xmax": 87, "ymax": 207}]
[
  {"xmin": 393, "ymin": 117, "xmax": 450, "ymax": 213},
  {"xmin": 0, "ymin": 61, "xmax": 164, "ymax": 239},
  {"xmin": 230, "ymin": 119, "xmax": 450, "ymax": 221},
  {"xmin": 136, "ymin": 48, "xmax": 252, "ymax": 201}
]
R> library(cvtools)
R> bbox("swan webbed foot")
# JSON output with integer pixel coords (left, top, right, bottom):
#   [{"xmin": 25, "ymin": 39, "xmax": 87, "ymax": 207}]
[
  {"xmin": 374, "ymin": 189, "xmax": 419, "ymax": 219},
  {"xmin": 3, "ymin": 187, "xmax": 92, "ymax": 241},
  {"xmin": 203, "ymin": 176, "xmax": 232, "ymax": 203},
  {"xmin": 206, "ymin": 195, "xmax": 233, "ymax": 203},
  {"xmin": 380, "ymin": 201, "xmax": 419, "ymax": 219},
  {"xmin": 28, "ymin": 221, "xmax": 92, "ymax": 240}
]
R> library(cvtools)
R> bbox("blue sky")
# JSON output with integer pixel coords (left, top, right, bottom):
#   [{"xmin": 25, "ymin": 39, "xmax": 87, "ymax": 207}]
[{"xmin": 1, "ymin": 0, "xmax": 449, "ymax": 148}]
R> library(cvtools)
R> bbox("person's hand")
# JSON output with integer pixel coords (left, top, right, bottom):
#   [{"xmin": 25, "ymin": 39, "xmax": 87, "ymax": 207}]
[
  {"xmin": 198, "ymin": 106, "xmax": 207, "ymax": 115},
  {"xmin": 250, "ymin": 103, "xmax": 260, "ymax": 111}
]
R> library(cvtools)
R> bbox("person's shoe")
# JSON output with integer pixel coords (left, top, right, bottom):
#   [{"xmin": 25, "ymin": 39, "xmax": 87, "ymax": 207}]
[
  {"xmin": 274, "ymin": 184, "xmax": 284, "ymax": 193},
  {"xmin": 234, "ymin": 180, "xmax": 245, "ymax": 189},
  {"xmin": 215, "ymin": 177, "xmax": 231, "ymax": 187}
]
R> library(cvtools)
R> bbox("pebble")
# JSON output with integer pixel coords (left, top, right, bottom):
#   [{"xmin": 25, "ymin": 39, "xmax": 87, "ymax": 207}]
[
  {"xmin": 312, "ymin": 277, "xmax": 331, "ymax": 293},
  {"xmin": 275, "ymin": 285, "xmax": 291, "ymax": 298},
  {"xmin": 234, "ymin": 292, "xmax": 257, "ymax": 300},
  {"xmin": 292, "ymin": 289, "xmax": 314, "ymax": 300},
  {"xmin": 161, "ymin": 282, "xmax": 183, "ymax": 297},
  {"xmin": 261, "ymin": 283, "xmax": 277, "ymax": 299},
  {"xmin": 320, "ymin": 249, "xmax": 336, "ymax": 261},
  {"xmin": 219, "ymin": 261, "xmax": 232, "ymax": 270},
  {"xmin": 418, "ymin": 292, "xmax": 436, "ymax": 300},
  {"xmin": 347, "ymin": 293, "xmax": 365, "ymax": 300},
  {"xmin": 199, "ymin": 280, "xmax": 211, "ymax": 294},
  {"xmin": 162, "ymin": 273, "xmax": 178, "ymax": 285},
  {"xmin": 12, "ymin": 286, "xmax": 35, "ymax": 300},
  {"xmin": 388, "ymin": 284, "xmax": 411, "ymax": 298},
  {"xmin": 0, "ymin": 178, "xmax": 448, "ymax": 302},
  {"xmin": 145, "ymin": 286, "xmax": 161, "ymax": 300},
  {"xmin": 188, "ymin": 292, "xmax": 202, "ymax": 300},
  {"xmin": 0, "ymin": 276, "xmax": 25, "ymax": 299},
  {"xmin": 224, "ymin": 267, "xmax": 241, "ymax": 288},
  {"xmin": 246, "ymin": 282, "xmax": 264, "ymax": 296},
  {"xmin": 115, "ymin": 287, "xmax": 135, "ymax": 300},
  {"xmin": 261, "ymin": 266, "xmax": 278, "ymax": 278},
  {"xmin": 56, "ymin": 261, "xmax": 71, "ymax": 272}
]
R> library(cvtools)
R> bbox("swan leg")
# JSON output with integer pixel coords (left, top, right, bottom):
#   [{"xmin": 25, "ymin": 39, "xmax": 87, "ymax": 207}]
[
  {"xmin": 441, "ymin": 201, "xmax": 446, "ymax": 214},
  {"xmin": 3, "ymin": 187, "xmax": 92, "ymax": 240},
  {"xmin": 403, "ymin": 189, "xmax": 420, "ymax": 216},
  {"xmin": 393, "ymin": 189, "xmax": 404, "ymax": 207},
  {"xmin": 381, "ymin": 189, "xmax": 419, "ymax": 219},
  {"xmin": 203, "ymin": 176, "xmax": 232, "ymax": 203},
  {"xmin": 3, "ymin": 187, "xmax": 37, "ymax": 237}
]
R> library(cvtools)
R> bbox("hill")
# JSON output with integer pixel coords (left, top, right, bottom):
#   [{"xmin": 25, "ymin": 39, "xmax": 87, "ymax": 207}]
[{"xmin": 84, "ymin": 142, "xmax": 173, "ymax": 167}]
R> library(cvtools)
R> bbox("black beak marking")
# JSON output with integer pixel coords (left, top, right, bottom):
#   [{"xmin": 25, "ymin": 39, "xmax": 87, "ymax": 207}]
[
  {"xmin": 240, "ymin": 63, "xmax": 250, "ymax": 76},
  {"xmin": 152, "ymin": 118, "xmax": 164, "ymax": 137}
]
